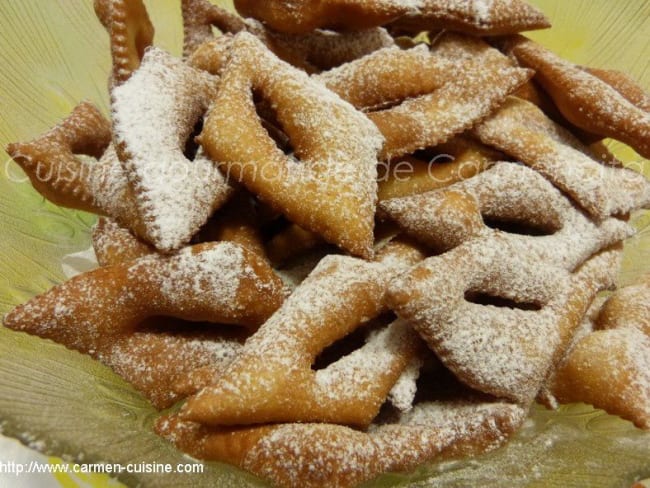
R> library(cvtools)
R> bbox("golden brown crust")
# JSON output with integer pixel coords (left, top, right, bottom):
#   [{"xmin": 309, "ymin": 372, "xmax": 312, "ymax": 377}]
[
  {"xmin": 181, "ymin": 241, "xmax": 425, "ymax": 427},
  {"xmin": 584, "ymin": 66, "xmax": 650, "ymax": 112},
  {"xmin": 181, "ymin": 0, "xmax": 247, "ymax": 58},
  {"xmin": 6, "ymin": 102, "xmax": 112, "ymax": 214},
  {"xmin": 102, "ymin": 327, "xmax": 243, "ymax": 409},
  {"xmin": 3, "ymin": 242, "xmax": 285, "ymax": 340},
  {"xmin": 368, "ymin": 60, "xmax": 532, "ymax": 160},
  {"xmin": 550, "ymin": 328, "xmax": 650, "ymax": 429},
  {"xmin": 596, "ymin": 276, "xmax": 650, "ymax": 337},
  {"xmin": 198, "ymin": 33, "xmax": 382, "ymax": 259},
  {"xmin": 266, "ymin": 224, "xmax": 325, "ymax": 266},
  {"xmin": 92, "ymin": 217, "xmax": 155, "ymax": 266},
  {"xmin": 313, "ymin": 37, "xmax": 531, "ymax": 161},
  {"xmin": 95, "ymin": 0, "xmax": 155, "ymax": 86},
  {"xmin": 196, "ymin": 192, "xmax": 268, "ymax": 261},
  {"xmin": 316, "ymin": 45, "xmax": 448, "ymax": 110},
  {"xmin": 376, "ymin": 137, "xmax": 501, "ymax": 201},
  {"xmin": 386, "ymin": 0, "xmax": 550, "ymax": 36},
  {"xmin": 157, "ymin": 399, "xmax": 526, "ymax": 488},
  {"xmin": 234, "ymin": 0, "xmax": 409, "ymax": 34},
  {"xmin": 508, "ymin": 36, "xmax": 650, "ymax": 158}
]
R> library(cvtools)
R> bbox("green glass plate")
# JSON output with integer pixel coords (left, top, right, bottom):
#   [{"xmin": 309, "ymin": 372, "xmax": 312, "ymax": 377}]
[{"xmin": 0, "ymin": 1, "xmax": 648, "ymax": 487}]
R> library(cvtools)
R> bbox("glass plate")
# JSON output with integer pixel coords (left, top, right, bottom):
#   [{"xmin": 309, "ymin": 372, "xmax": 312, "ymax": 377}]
[{"xmin": 0, "ymin": 1, "xmax": 648, "ymax": 487}]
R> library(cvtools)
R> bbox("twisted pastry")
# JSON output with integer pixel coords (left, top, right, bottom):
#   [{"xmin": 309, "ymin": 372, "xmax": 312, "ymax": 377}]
[
  {"xmin": 380, "ymin": 162, "xmax": 633, "ymax": 270},
  {"xmin": 181, "ymin": 240, "xmax": 425, "ymax": 427},
  {"xmin": 112, "ymin": 48, "xmax": 234, "ymax": 252},
  {"xmin": 94, "ymin": 0, "xmax": 155, "ymax": 85},
  {"xmin": 388, "ymin": 237, "xmax": 621, "ymax": 404},
  {"xmin": 504, "ymin": 35, "xmax": 650, "ymax": 158},
  {"xmin": 198, "ymin": 32, "xmax": 383, "ymax": 259},
  {"xmin": 474, "ymin": 97, "xmax": 650, "ymax": 220}
]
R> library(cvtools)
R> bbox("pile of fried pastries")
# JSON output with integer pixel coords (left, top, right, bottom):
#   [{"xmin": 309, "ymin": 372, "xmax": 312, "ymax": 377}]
[{"xmin": 4, "ymin": 0, "xmax": 650, "ymax": 487}]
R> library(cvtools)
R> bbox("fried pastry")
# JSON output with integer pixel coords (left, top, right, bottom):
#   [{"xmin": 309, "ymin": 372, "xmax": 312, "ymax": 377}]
[
  {"xmin": 183, "ymin": 0, "xmax": 395, "ymax": 72},
  {"xmin": 3, "ymin": 242, "xmax": 284, "ymax": 407},
  {"xmin": 596, "ymin": 274, "xmax": 650, "ymax": 336},
  {"xmin": 103, "ymin": 326, "xmax": 244, "ymax": 409},
  {"xmin": 269, "ymin": 26, "xmax": 395, "ymax": 72},
  {"xmin": 376, "ymin": 137, "xmax": 502, "ymax": 201},
  {"xmin": 198, "ymin": 32, "xmax": 382, "ymax": 259},
  {"xmin": 5, "ymin": 103, "xmax": 155, "ymax": 241},
  {"xmin": 505, "ymin": 36, "xmax": 650, "ymax": 158},
  {"xmin": 266, "ymin": 223, "xmax": 327, "ymax": 266},
  {"xmin": 180, "ymin": 240, "xmax": 425, "ymax": 427},
  {"xmin": 181, "ymin": 0, "xmax": 247, "ymax": 58},
  {"xmin": 158, "ymin": 398, "xmax": 526, "ymax": 488},
  {"xmin": 195, "ymin": 192, "xmax": 268, "ymax": 261},
  {"xmin": 315, "ymin": 45, "xmax": 450, "ymax": 110},
  {"xmin": 233, "ymin": 0, "xmax": 409, "ymax": 34},
  {"xmin": 366, "ymin": 56, "xmax": 532, "ymax": 160},
  {"xmin": 94, "ymin": 0, "xmax": 155, "ymax": 85},
  {"xmin": 474, "ymin": 97, "xmax": 650, "ymax": 220},
  {"xmin": 380, "ymin": 162, "xmax": 633, "ymax": 270},
  {"xmin": 387, "ymin": 237, "xmax": 621, "ymax": 404},
  {"xmin": 315, "ymin": 42, "xmax": 531, "ymax": 160},
  {"xmin": 6, "ymin": 101, "xmax": 113, "ymax": 214},
  {"xmin": 92, "ymin": 217, "xmax": 155, "ymax": 266},
  {"xmin": 584, "ymin": 66, "xmax": 650, "ymax": 113},
  {"xmin": 550, "ymin": 328, "xmax": 650, "ymax": 430},
  {"xmin": 387, "ymin": 0, "xmax": 550, "ymax": 37},
  {"xmin": 4, "ymin": 242, "xmax": 284, "ymax": 337},
  {"xmin": 112, "ymin": 48, "xmax": 234, "ymax": 252}
]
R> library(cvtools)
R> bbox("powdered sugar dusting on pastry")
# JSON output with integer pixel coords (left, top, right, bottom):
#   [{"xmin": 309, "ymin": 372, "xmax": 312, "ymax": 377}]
[
  {"xmin": 127, "ymin": 242, "xmax": 249, "ymax": 313},
  {"xmin": 112, "ymin": 47, "xmax": 233, "ymax": 252},
  {"xmin": 380, "ymin": 162, "xmax": 634, "ymax": 271}
]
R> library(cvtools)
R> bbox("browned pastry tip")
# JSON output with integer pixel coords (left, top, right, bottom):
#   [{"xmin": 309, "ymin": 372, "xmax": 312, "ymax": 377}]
[
  {"xmin": 6, "ymin": 101, "xmax": 112, "ymax": 214},
  {"xmin": 386, "ymin": 0, "xmax": 550, "ymax": 37},
  {"xmin": 550, "ymin": 328, "xmax": 650, "ymax": 430},
  {"xmin": 596, "ymin": 277, "xmax": 650, "ymax": 337},
  {"xmin": 95, "ymin": 0, "xmax": 155, "ymax": 85},
  {"xmin": 234, "ymin": 0, "xmax": 410, "ymax": 35},
  {"xmin": 583, "ymin": 66, "xmax": 650, "ymax": 113},
  {"xmin": 4, "ymin": 242, "xmax": 285, "ymax": 346},
  {"xmin": 507, "ymin": 36, "xmax": 650, "ymax": 159}
]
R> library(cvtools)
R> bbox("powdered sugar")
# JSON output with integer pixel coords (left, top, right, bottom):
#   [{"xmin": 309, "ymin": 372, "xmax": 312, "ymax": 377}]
[
  {"xmin": 112, "ymin": 47, "xmax": 233, "ymax": 252},
  {"xmin": 380, "ymin": 162, "xmax": 634, "ymax": 271},
  {"xmin": 388, "ymin": 235, "xmax": 621, "ymax": 404},
  {"xmin": 475, "ymin": 98, "xmax": 650, "ymax": 221}
]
